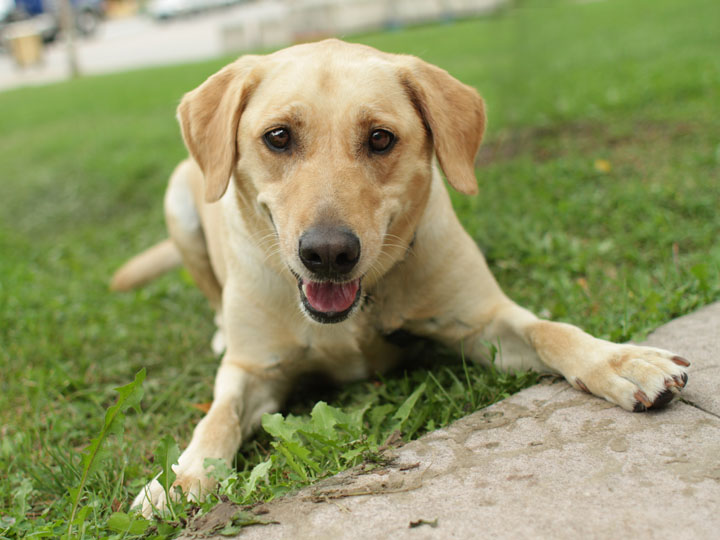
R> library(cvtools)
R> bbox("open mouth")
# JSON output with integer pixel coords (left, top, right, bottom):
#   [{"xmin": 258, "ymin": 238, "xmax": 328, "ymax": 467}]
[{"xmin": 298, "ymin": 278, "xmax": 362, "ymax": 324}]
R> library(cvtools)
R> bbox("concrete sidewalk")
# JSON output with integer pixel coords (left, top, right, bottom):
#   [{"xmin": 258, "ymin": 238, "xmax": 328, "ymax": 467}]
[{"xmin": 181, "ymin": 303, "xmax": 720, "ymax": 539}]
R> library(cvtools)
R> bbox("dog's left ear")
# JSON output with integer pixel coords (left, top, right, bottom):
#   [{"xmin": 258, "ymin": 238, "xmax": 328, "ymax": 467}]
[
  {"xmin": 400, "ymin": 58, "xmax": 486, "ymax": 195},
  {"xmin": 177, "ymin": 56, "xmax": 261, "ymax": 203}
]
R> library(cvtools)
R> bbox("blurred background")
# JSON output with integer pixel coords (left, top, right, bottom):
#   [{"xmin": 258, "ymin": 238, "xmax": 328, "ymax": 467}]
[{"xmin": 0, "ymin": 0, "xmax": 502, "ymax": 90}]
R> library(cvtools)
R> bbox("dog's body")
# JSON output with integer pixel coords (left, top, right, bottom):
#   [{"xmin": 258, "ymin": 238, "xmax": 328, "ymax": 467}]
[{"xmin": 113, "ymin": 40, "xmax": 690, "ymax": 516}]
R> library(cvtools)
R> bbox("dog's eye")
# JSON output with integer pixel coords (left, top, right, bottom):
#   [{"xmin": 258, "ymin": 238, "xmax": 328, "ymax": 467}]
[
  {"xmin": 264, "ymin": 128, "xmax": 291, "ymax": 151},
  {"xmin": 369, "ymin": 129, "xmax": 395, "ymax": 154}
]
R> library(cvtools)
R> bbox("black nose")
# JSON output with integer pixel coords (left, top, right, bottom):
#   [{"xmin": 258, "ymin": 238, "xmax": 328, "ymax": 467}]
[{"xmin": 299, "ymin": 226, "xmax": 360, "ymax": 276}]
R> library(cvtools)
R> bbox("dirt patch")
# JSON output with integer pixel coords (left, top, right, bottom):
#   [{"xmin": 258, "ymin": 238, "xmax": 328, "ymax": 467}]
[
  {"xmin": 475, "ymin": 120, "xmax": 696, "ymax": 167},
  {"xmin": 177, "ymin": 501, "xmax": 276, "ymax": 539}
]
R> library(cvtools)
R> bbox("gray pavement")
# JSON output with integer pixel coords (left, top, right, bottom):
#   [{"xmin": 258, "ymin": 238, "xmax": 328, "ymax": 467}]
[{"xmin": 180, "ymin": 303, "xmax": 720, "ymax": 539}]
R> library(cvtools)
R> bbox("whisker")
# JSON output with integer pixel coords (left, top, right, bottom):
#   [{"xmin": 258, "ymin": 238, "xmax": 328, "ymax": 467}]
[
  {"xmin": 262, "ymin": 247, "xmax": 284, "ymax": 265},
  {"xmin": 253, "ymin": 231, "xmax": 280, "ymax": 247},
  {"xmin": 381, "ymin": 240, "xmax": 415, "ymax": 259}
]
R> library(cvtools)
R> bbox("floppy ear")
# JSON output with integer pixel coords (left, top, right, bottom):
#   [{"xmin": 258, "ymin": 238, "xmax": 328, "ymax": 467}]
[
  {"xmin": 177, "ymin": 56, "xmax": 260, "ymax": 203},
  {"xmin": 401, "ymin": 59, "xmax": 486, "ymax": 195}
]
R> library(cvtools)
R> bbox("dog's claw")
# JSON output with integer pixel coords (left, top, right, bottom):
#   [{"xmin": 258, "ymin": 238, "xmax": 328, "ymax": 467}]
[
  {"xmin": 633, "ymin": 386, "xmax": 678, "ymax": 413},
  {"xmin": 634, "ymin": 390, "xmax": 653, "ymax": 410},
  {"xmin": 671, "ymin": 355, "xmax": 690, "ymax": 367},
  {"xmin": 575, "ymin": 377, "xmax": 591, "ymax": 394},
  {"xmin": 669, "ymin": 374, "xmax": 687, "ymax": 388}
]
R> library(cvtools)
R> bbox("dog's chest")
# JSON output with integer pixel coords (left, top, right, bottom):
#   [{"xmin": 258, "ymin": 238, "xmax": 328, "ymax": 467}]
[{"xmin": 293, "ymin": 311, "xmax": 403, "ymax": 383}]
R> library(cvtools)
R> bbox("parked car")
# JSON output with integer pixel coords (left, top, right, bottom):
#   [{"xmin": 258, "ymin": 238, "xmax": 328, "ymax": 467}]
[
  {"xmin": 0, "ymin": 0, "xmax": 14, "ymax": 22},
  {"xmin": 72, "ymin": 0, "xmax": 105, "ymax": 36},
  {"xmin": 0, "ymin": 0, "xmax": 105, "ymax": 44},
  {"xmin": 146, "ymin": 0, "xmax": 241, "ymax": 21}
]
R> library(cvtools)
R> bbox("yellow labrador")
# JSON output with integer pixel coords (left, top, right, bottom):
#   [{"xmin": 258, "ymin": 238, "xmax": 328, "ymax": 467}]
[{"xmin": 112, "ymin": 39, "xmax": 690, "ymax": 516}]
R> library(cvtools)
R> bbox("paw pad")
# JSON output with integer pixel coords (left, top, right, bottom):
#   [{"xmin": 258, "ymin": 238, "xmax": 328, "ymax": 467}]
[{"xmin": 632, "ymin": 386, "xmax": 679, "ymax": 412}]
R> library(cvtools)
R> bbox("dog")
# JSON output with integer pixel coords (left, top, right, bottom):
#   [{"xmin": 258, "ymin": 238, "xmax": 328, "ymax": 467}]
[{"xmin": 111, "ymin": 39, "xmax": 690, "ymax": 516}]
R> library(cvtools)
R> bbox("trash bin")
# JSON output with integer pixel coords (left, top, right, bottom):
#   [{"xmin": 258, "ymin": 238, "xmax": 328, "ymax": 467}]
[{"xmin": 5, "ymin": 22, "xmax": 44, "ymax": 67}]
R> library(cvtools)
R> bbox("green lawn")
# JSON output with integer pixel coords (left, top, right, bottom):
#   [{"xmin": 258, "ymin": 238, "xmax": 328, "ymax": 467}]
[{"xmin": 1, "ymin": 0, "xmax": 719, "ymax": 537}]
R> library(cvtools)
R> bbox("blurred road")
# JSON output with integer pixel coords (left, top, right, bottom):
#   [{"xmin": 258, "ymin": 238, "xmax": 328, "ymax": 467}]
[{"xmin": 0, "ymin": 1, "xmax": 284, "ymax": 91}]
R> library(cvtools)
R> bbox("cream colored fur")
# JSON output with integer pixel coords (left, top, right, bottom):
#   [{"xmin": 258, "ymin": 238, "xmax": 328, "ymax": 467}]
[{"xmin": 115, "ymin": 40, "xmax": 690, "ymax": 517}]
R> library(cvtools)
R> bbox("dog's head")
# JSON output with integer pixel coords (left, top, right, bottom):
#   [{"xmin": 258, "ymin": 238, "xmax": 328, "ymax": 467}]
[{"xmin": 177, "ymin": 40, "xmax": 485, "ymax": 324}]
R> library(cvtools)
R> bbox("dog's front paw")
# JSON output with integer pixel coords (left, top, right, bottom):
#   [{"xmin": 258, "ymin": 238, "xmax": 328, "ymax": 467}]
[
  {"xmin": 131, "ymin": 464, "xmax": 218, "ymax": 518},
  {"xmin": 571, "ymin": 343, "xmax": 689, "ymax": 412},
  {"xmin": 132, "ymin": 475, "xmax": 172, "ymax": 518}
]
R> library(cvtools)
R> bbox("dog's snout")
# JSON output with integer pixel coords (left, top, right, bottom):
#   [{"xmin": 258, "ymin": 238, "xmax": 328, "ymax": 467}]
[{"xmin": 299, "ymin": 226, "xmax": 360, "ymax": 276}]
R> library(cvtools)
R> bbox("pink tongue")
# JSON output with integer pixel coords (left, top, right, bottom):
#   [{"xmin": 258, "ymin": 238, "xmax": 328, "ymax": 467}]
[{"xmin": 304, "ymin": 280, "xmax": 360, "ymax": 313}]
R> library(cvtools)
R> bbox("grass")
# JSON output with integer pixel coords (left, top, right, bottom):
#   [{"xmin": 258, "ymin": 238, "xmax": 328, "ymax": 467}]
[{"xmin": 1, "ymin": 0, "xmax": 719, "ymax": 537}]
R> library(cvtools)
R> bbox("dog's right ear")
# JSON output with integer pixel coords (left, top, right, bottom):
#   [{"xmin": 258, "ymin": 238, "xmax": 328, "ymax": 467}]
[{"xmin": 177, "ymin": 56, "xmax": 261, "ymax": 203}]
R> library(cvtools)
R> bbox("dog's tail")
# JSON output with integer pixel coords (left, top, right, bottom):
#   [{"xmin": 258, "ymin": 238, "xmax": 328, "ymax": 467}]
[{"xmin": 110, "ymin": 239, "xmax": 182, "ymax": 292}]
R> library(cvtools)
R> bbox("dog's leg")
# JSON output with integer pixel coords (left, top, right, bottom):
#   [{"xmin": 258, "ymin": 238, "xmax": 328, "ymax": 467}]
[
  {"xmin": 406, "ymin": 218, "xmax": 689, "ymax": 412},
  {"xmin": 164, "ymin": 164, "xmax": 225, "ymax": 352},
  {"xmin": 437, "ymin": 288, "xmax": 691, "ymax": 412},
  {"xmin": 132, "ymin": 357, "xmax": 282, "ymax": 517}
]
